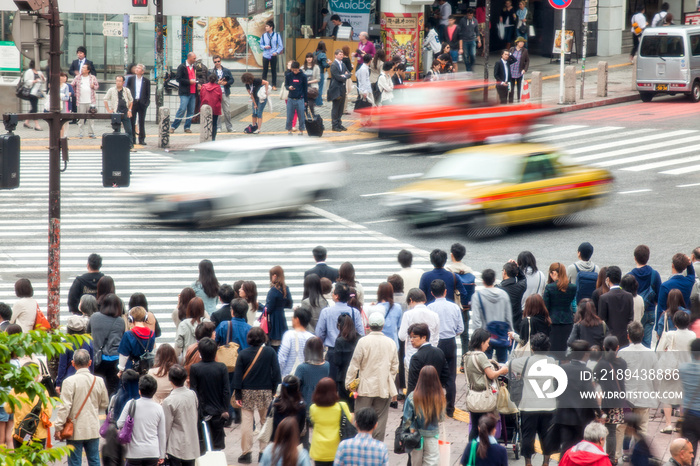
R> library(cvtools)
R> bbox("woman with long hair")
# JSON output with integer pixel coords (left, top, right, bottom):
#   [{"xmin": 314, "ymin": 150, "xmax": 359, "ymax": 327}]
[
  {"xmin": 90, "ymin": 293, "xmax": 126, "ymax": 398},
  {"xmin": 338, "ymin": 262, "xmax": 364, "ymax": 309},
  {"xmin": 333, "ymin": 314, "xmax": 360, "ymax": 409},
  {"xmin": 266, "ymin": 266, "xmax": 293, "ymax": 351},
  {"xmin": 543, "ymin": 262, "xmax": 577, "ymax": 352},
  {"xmin": 172, "ymin": 286, "xmax": 196, "ymax": 328},
  {"xmin": 302, "ymin": 53, "xmax": 320, "ymax": 90},
  {"xmin": 370, "ymin": 49, "xmax": 386, "ymax": 102},
  {"xmin": 509, "ymin": 293, "xmax": 551, "ymax": 346},
  {"xmin": 95, "ymin": 275, "xmax": 116, "ymax": 310},
  {"xmin": 309, "ymin": 377, "xmax": 353, "ymax": 466},
  {"xmin": 621, "ymin": 274, "xmax": 644, "ymax": 323},
  {"xmin": 193, "ymin": 259, "xmax": 220, "ymax": 315},
  {"xmin": 376, "ymin": 282, "xmax": 403, "ymax": 349},
  {"xmin": 460, "ymin": 413, "xmax": 507, "ymax": 465},
  {"xmin": 656, "ymin": 288, "xmax": 690, "ymax": 337},
  {"xmin": 299, "ymin": 274, "xmax": 328, "ymax": 332},
  {"xmin": 11, "ymin": 278, "xmax": 38, "ymax": 333},
  {"xmin": 402, "ymin": 366, "xmax": 446, "ymax": 465},
  {"xmin": 568, "ymin": 298, "xmax": 608, "ymax": 349},
  {"xmin": 591, "ymin": 266, "xmax": 610, "ymax": 311},
  {"xmin": 294, "ymin": 337, "xmax": 330, "ymax": 409},
  {"xmin": 175, "ymin": 297, "xmax": 208, "ymax": 357},
  {"xmin": 260, "ymin": 416, "xmax": 311, "ymax": 465},
  {"xmin": 593, "ymin": 335, "xmax": 627, "ymax": 463},
  {"xmin": 269, "ymin": 375, "xmax": 306, "ymax": 441},
  {"xmin": 240, "ymin": 280, "xmax": 264, "ymax": 326},
  {"xmin": 313, "ymin": 41, "xmax": 329, "ymax": 107},
  {"xmin": 517, "ymin": 251, "xmax": 547, "ymax": 308},
  {"xmin": 341, "ymin": 45, "xmax": 354, "ymax": 114},
  {"xmin": 147, "ymin": 343, "xmax": 178, "ymax": 403}
]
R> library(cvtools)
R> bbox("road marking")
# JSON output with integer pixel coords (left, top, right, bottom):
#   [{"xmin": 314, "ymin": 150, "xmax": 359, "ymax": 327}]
[
  {"xmin": 364, "ymin": 218, "xmax": 398, "ymax": 224},
  {"xmin": 622, "ymin": 154, "xmax": 700, "ymax": 172},
  {"xmin": 618, "ymin": 189, "xmax": 652, "ymax": 194},
  {"xmin": 661, "ymin": 164, "xmax": 700, "ymax": 175},
  {"xmin": 677, "ymin": 182, "xmax": 700, "ymax": 188},
  {"xmin": 567, "ymin": 130, "xmax": 695, "ymax": 156},
  {"xmin": 525, "ymin": 125, "xmax": 588, "ymax": 137},
  {"xmin": 360, "ymin": 192, "xmax": 393, "ymax": 197},
  {"xmin": 323, "ymin": 140, "xmax": 394, "ymax": 153},
  {"xmin": 595, "ymin": 142, "xmax": 700, "ymax": 167},
  {"xmin": 528, "ymin": 126, "xmax": 622, "ymax": 142},
  {"xmin": 388, "ymin": 173, "xmax": 423, "ymax": 180}
]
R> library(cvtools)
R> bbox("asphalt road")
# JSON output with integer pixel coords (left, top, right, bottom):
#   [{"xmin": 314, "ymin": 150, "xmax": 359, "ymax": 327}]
[{"xmin": 318, "ymin": 97, "xmax": 700, "ymax": 278}]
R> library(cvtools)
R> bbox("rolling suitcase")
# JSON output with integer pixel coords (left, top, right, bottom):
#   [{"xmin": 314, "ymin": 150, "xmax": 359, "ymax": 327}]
[
  {"xmin": 195, "ymin": 420, "xmax": 227, "ymax": 466},
  {"xmin": 305, "ymin": 108, "xmax": 324, "ymax": 137}
]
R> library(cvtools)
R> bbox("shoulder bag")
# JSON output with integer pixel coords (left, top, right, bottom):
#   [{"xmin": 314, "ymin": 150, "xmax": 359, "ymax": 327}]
[
  {"xmin": 15, "ymin": 74, "xmax": 31, "ymax": 100},
  {"xmin": 117, "ymin": 399, "xmax": 137, "ymax": 444},
  {"xmin": 242, "ymin": 346, "xmax": 265, "ymax": 381},
  {"xmin": 511, "ymin": 317, "xmax": 532, "ymax": 359},
  {"xmin": 465, "ymin": 353, "xmax": 498, "ymax": 413},
  {"xmin": 339, "ymin": 402, "xmax": 357, "ymax": 440},
  {"xmin": 34, "ymin": 303, "xmax": 51, "ymax": 331},
  {"xmin": 496, "ymin": 378, "xmax": 519, "ymax": 414},
  {"xmin": 255, "ymin": 401, "xmax": 275, "ymax": 444},
  {"xmin": 57, "ymin": 375, "xmax": 96, "ymax": 440},
  {"xmin": 507, "ymin": 356, "xmax": 531, "ymax": 406},
  {"xmin": 216, "ymin": 321, "xmax": 240, "ymax": 372}
]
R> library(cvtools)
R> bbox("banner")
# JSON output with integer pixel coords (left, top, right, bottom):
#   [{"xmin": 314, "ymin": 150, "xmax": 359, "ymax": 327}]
[
  {"xmin": 330, "ymin": 0, "xmax": 371, "ymax": 41},
  {"xmin": 381, "ymin": 13, "xmax": 423, "ymax": 81},
  {"xmin": 200, "ymin": 11, "xmax": 274, "ymax": 69}
]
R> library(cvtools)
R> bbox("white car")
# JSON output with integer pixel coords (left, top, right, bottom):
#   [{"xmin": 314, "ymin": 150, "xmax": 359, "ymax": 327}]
[{"xmin": 136, "ymin": 137, "xmax": 347, "ymax": 224}]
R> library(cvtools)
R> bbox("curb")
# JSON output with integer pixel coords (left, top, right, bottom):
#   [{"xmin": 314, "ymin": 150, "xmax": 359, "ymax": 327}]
[{"xmin": 555, "ymin": 93, "xmax": 641, "ymax": 113}]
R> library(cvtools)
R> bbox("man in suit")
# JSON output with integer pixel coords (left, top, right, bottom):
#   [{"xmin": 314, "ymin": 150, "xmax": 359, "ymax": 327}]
[
  {"xmin": 170, "ymin": 52, "xmax": 199, "ymax": 134},
  {"xmin": 68, "ymin": 46, "xmax": 96, "ymax": 122},
  {"xmin": 326, "ymin": 49, "xmax": 351, "ymax": 132},
  {"xmin": 125, "ymin": 64, "xmax": 150, "ymax": 146},
  {"xmin": 209, "ymin": 284, "xmax": 236, "ymax": 329},
  {"xmin": 304, "ymin": 245, "xmax": 339, "ymax": 282},
  {"xmin": 597, "ymin": 265, "xmax": 634, "ymax": 346},
  {"xmin": 406, "ymin": 323, "xmax": 449, "ymax": 395},
  {"xmin": 209, "ymin": 55, "xmax": 234, "ymax": 133},
  {"xmin": 493, "ymin": 49, "xmax": 515, "ymax": 104}
]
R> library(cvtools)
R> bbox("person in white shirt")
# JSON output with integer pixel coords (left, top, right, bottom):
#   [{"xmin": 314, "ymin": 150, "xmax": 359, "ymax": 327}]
[
  {"xmin": 377, "ymin": 62, "xmax": 395, "ymax": 107},
  {"xmin": 630, "ymin": 6, "xmax": 647, "ymax": 60},
  {"xmin": 397, "ymin": 249, "xmax": 424, "ymax": 293},
  {"xmin": 398, "ymin": 289, "xmax": 440, "ymax": 383},
  {"xmin": 651, "ymin": 2, "xmax": 669, "ymax": 27},
  {"xmin": 278, "ymin": 308, "xmax": 314, "ymax": 377},
  {"xmin": 116, "ymin": 374, "xmax": 166, "ymax": 464}
]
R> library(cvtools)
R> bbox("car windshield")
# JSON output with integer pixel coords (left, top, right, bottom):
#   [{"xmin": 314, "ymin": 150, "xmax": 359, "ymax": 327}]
[
  {"xmin": 168, "ymin": 149, "xmax": 256, "ymax": 175},
  {"xmin": 425, "ymin": 152, "xmax": 521, "ymax": 182},
  {"xmin": 640, "ymin": 35, "xmax": 685, "ymax": 57}
]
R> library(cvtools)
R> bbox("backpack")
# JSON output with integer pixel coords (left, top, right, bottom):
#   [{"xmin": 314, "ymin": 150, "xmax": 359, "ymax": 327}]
[
  {"xmin": 314, "ymin": 51, "xmax": 330, "ymax": 71},
  {"xmin": 13, "ymin": 400, "xmax": 42, "ymax": 444},
  {"xmin": 639, "ymin": 284, "xmax": 658, "ymax": 314},
  {"xmin": 574, "ymin": 264, "xmax": 598, "ymax": 303},
  {"xmin": 131, "ymin": 332, "xmax": 155, "ymax": 375},
  {"xmin": 477, "ymin": 293, "xmax": 510, "ymax": 348}
]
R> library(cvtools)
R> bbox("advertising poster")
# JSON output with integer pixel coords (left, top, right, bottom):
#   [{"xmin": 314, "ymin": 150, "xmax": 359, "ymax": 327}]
[
  {"xmin": 381, "ymin": 13, "xmax": 423, "ymax": 81},
  {"xmin": 330, "ymin": 0, "xmax": 371, "ymax": 41},
  {"xmin": 552, "ymin": 29, "xmax": 576, "ymax": 54},
  {"xmin": 201, "ymin": 11, "xmax": 274, "ymax": 69},
  {"xmin": 0, "ymin": 41, "xmax": 20, "ymax": 71}
]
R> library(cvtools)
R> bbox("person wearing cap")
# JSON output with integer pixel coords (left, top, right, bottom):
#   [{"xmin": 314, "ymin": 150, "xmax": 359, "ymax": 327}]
[
  {"xmin": 566, "ymin": 242, "xmax": 600, "ymax": 287},
  {"xmin": 56, "ymin": 314, "xmax": 94, "ymax": 392},
  {"xmin": 344, "ymin": 311, "xmax": 399, "ymax": 442}
]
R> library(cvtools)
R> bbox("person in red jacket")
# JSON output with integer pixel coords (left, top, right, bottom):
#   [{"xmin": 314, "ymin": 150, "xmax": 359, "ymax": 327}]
[
  {"xmin": 559, "ymin": 422, "xmax": 612, "ymax": 466},
  {"xmin": 200, "ymin": 74, "xmax": 223, "ymax": 141}
]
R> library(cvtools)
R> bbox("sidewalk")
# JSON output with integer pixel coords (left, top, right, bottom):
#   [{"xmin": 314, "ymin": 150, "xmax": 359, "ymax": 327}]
[{"xmin": 12, "ymin": 52, "xmax": 638, "ymax": 152}]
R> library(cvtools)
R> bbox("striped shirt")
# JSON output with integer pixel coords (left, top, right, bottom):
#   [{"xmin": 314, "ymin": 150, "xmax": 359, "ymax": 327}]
[{"xmin": 334, "ymin": 432, "xmax": 389, "ymax": 466}]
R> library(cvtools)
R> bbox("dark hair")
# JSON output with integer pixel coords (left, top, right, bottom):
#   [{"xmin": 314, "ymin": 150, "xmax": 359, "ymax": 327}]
[
  {"xmin": 320, "ymin": 278, "xmax": 333, "ymax": 295},
  {"xmin": 578, "ymin": 242, "xmax": 594, "ymax": 261},
  {"xmin": 627, "ymin": 321, "xmax": 644, "ymax": 344},
  {"xmin": 398, "ymin": 249, "xmax": 413, "ymax": 268},
  {"xmin": 0, "ymin": 303, "xmax": 12, "ymax": 322},
  {"xmin": 271, "ymin": 417, "xmax": 299, "ymax": 466},
  {"xmin": 321, "ymin": 7, "xmax": 329, "ymax": 13},
  {"xmin": 661, "ymin": 2, "xmax": 669, "ymax": 10},
  {"xmin": 207, "ymin": 74, "xmax": 217, "ymax": 83},
  {"xmin": 294, "ymin": 307, "xmax": 311, "ymax": 328},
  {"xmin": 595, "ymin": 267, "xmax": 609, "ymax": 293},
  {"xmin": 195, "ymin": 321, "xmax": 216, "ymax": 341},
  {"xmin": 406, "ymin": 288, "xmax": 426, "ymax": 304},
  {"xmin": 312, "ymin": 377, "xmax": 339, "ymax": 406},
  {"xmin": 266, "ymin": 19, "xmax": 275, "ymax": 29},
  {"xmin": 212, "ymin": 55, "xmax": 221, "ymax": 61},
  {"xmin": 154, "ymin": 343, "xmax": 178, "ymax": 378},
  {"xmin": 275, "ymin": 375, "xmax": 302, "ymax": 416},
  {"xmin": 603, "ymin": 335, "xmax": 619, "ymax": 362},
  {"xmin": 290, "ymin": 61, "xmax": 300, "ymax": 70},
  {"xmin": 517, "ymin": 251, "xmax": 538, "ymax": 272},
  {"xmin": 429, "ymin": 249, "xmax": 448, "ymax": 268},
  {"xmin": 674, "ymin": 309, "xmax": 690, "ymax": 330},
  {"xmin": 523, "ymin": 294, "xmax": 552, "ymax": 326},
  {"xmin": 177, "ymin": 287, "xmax": 197, "ymax": 323},
  {"xmin": 168, "ymin": 364, "xmax": 188, "ymax": 387},
  {"xmin": 115, "ymin": 75, "xmax": 125, "ymax": 82},
  {"xmin": 408, "ymin": 323, "xmax": 430, "ymax": 340},
  {"xmin": 451, "ymin": 243, "xmax": 466, "ymax": 262},
  {"xmin": 347, "ymin": 286, "xmax": 361, "ymax": 312},
  {"xmin": 672, "ymin": 253, "xmax": 690, "ymax": 273},
  {"xmin": 240, "ymin": 281, "xmax": 258, "ymax": 308},
  {"xmin": 430, "ymin": 279, "xmax": 446, "ymax": 297},
  {"xmin": 138, "ymin": 374, "xmax": 158, "ymax": 398},
  {"xmin": 548, "ymin": 263, "xmax": 570, "ymax": 293},
  {"xmin": 218, "ymin": 284, "xmax": 235, "ymax": 304},
  {"xmin": 231, "ymin": 298, "xmax": 248, "ymax": 320},
  {"xmin": 448, "ymin": 14, "xmax": 457, "ymax": 20},
  {"xmin": 6, "ymin": 324, "xmax": 21, "ymax": 335},
  {"xmin": 198, "ymin": 337, "xmax": 218, "ymax": 362},
  {"xmin": 302, "ymin": 274, "xmax": 323, "ymax": 308},
  {"xmin": 100, "ymin": 293, "xmax": 124, "ymax": 318},
  {"xmin": 606, "ymin": 266, "xmax": 622, "ymax": 285},
  {"xmin": 469, "ymin": 328, "xmax": 491, "ymax": 351},
  {"xmin": 247, "ymin": 327, "xmax": 267, "ymax": 346},
  {"xmin": 334, "ymin": 282, "xmax": 351, "ymax": 303},
  {"xmin": 530, "ymin": 332, "xmax": 551, "ymax": 352},
  {"xmin": 373, "ymin": 50, "xmax": 386, "ymax": 69},
  {"xmin": 387, "ymin": 274, "xmax": 404, "ymax": 293},
  {"xmin": 355, "ymin": 407, "xmax": 378, "ymax": 431},
  {"xmin": 382, "ymin": 62, "xmax": 394, "ymax": 71},
  {"xmin": 304, "ymin": 53, "xmax": 316, "ymax": 70},
  {"xmin": 575, "ymin": 298, "xmax": 602, "ymax": 327},
  {"xmin": 691, "ymin": 338, "xmax": 700, "ymax": 359},
  {"xmin": 129, "ymin": 293, "xmax": 148, "ymax": 311},
  {"xmin": 634, "ymin": 245, "xmax": 650, "ymax": 265},
  {"xmin": 14, "ymin": 278, "xmax": 33, "ymax": 298},
  {"xmin": 232, "ymin": 280, "xmax": 243, "ymax": 298},
  {"xmin": 478, "ymin": 413, "xmax": 499, "ymax": 459},
  {"xmin": 316, "ymin": 41, "xmax": 327, "ymax": 53},
  {"xmin": 241, "ymin": 72, "xmax": 255, "ymax": 85},
  {"xmin": 666, "ymin": 289, "xmax": 686, "ymax": 322},
  {"xmin": 330, "ymin": 14, "xmax": 341, "ymax": 21},
  {"xmin": 87, "ymin": 253, "xmax": 102, "ymax": 270},
  {"xmin": 197, "ymin": 260, "xmax": 220, "ymax": 299},
  {"xmin": 377, "ymin": 282, "xmax": 395, "ymax": 308},
  {"xmin": 96, "ymin": 276, "xmax": 115, "ymax": 305},
  {"xmin": 481, "ymin": 269, "xmax": 496, "ymax": 286},
  {"xmin": 270, "ymin": 266, "xmax": 288, "ymax": 298},
  {"xmin": 186, "ymin": 297, "xmax": 205, "ymax": 325},
  {"xmin": 503, "ymin": 262, "xmax": 519, "ymax": 278},
  {"xmin": 312, "ymin": 245, "xmax": 327, "ymax": 262},
  {"xmin": 338, "ymin": 262, "xmax": 357, "ymax": 287},
  {"xmin": 362, "ymin": 54, "xmax": 372, "ymax": 64},
  {"xmin": 620, "ymin": 274, "xmax": 638, "ymax": 297},
  {"xmin": 338, "ymin": 314, "xmax": 359, "ymax": 343},
  {"xmin": 304, "ymin": 336, "xmax": 324, "ymax": 363},
  {"xmin": 77, "ymin": 46, "xmax": 87, "ymax": 55},
  {"xmin": 570, "ymin": 339, "xmax": 592, "ymax": 354}
]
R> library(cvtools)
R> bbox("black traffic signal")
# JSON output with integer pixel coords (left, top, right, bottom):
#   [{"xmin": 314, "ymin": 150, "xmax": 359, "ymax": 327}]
[{"xmin": 0, "ymin": 133, "xmax": 20, "ymax": 189}]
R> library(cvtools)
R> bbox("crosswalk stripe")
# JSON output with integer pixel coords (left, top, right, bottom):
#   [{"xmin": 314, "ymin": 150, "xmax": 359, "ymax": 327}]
[
  {"xmin": 597, "ymin": 145, "xmax": 700, "ymax": 168},
  {"xmin": 661, "ymin": 164, "xmax": 700, "ymax": 175},
  {"xmin": 525, "ymin": 125, "xmax": 588, "ymax": 137},
  {"xmin": 567, "ymin": 129, "xmax": 695, "ymax": 155},
  {"xmin": 623, "ymin": 154, "xmax": 700, "ymax": 172},
  {"xmin": 528, "ymin": 126, "xmax": 622, "ymax": 142},
  {"xmin": 544, "ymin": 128, "xmax": 650, "ymax": 148}
]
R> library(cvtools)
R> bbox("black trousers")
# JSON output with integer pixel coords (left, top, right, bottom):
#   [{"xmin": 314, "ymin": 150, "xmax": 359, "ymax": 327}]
[
  {"xmin": 438, "ymin": 338, "xmax": 457, "ymax": 414},
  {"xmin": 509, "ymin": 76, "xmax": 523, "ymax": 103},
  {"xmin": 631, "ymin": 34, "xmax": 641, "ymax": 57},
  {"xmin": 131, "ymin": 101, "xmax": 147, "ymax": 144},
  {"xmin": 125, "ymin": 460, "xmax": 158, "ymax": 466},
  {"xmin": 262, "ymin": 55, "xmax": 278, "ymax": 87},
  {"xmin": 496, "ymin": 83, "xmax": 509, "ymax": 104},
  {"xmin": 198, "ymin": 414, "xmax": 226, "ymax": 454},
  {"xmin": 168, "ymin": 457, "xmax": 195, "ymax": 466},
  {"xmin": 27, "ymin": 94, "xmax": 39, "ymax": 113},
  {"xmin": 682, "ymin": 411, "xmax": 700, "ymax": 465},
  {"xmin": 557, "ymin": 423, "xmax": 584, "ymax": 456},
  {"xmin": 468, "ymin": 411, "xmax": 485, "ymax": 441},
  {"xmin": 460, "ymin": 310, "xmax": 470, "ymax": 366},
  {"xmin": 521, "ymin": 411, "xmax": 556, "ymax": 459},
  {"xmin": 331, "ymin": 96, "xmax": 344, "ymax": 128},
  {"xmin": 95, "ymin": 359, "xmax": 120, "ymax": 400},
  {"xmin": 398, "ymin": 342, "xmax": 406, "ymax": 390}
]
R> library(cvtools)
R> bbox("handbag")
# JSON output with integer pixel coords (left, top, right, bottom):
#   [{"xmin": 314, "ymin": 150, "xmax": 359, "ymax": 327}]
[
  {"xmin": 57, "ymin": 375, "xmax": 96, "ymax": 440},
  {"xmin": 511, "ymin": 317, "xmax": 532, "ymax": 359},
  {"xmin": 99, "ymin": 397, "xmax": 115, "ymax": 438},
  {"xmin": 254, "ymin": 403, "xmax": 274, "ymax": 444},
  {"xmin": 465, "ymin": 439, "xmax": 478, "ymax": 466},
  {"xmin": 258, "ymin": 308, "xmax": 269, "ymax": 334},
  {"xmin": 15, "ymin": 76, "xmax": 31, "ymax": 100},
  {"xmin": 507, "ymin": 356, "xmax": 531, "ymax": 406},
  {"xmin": 354, "ymin": 96, "xmax": 372, "ymax": 111},
  {"xmin": 339, "ymin": 403, "xmax": 357, "ymax": 440},
  {"xmin": 117, "ymin": 399, "xmax": 137, "ymax": 444},
  {"xmin": 465, "ymin": 354, "xmax": 498, "ymax": 413},
  {"xmin": 496, "ymin": 379, "xmax": 519, "ymax": 414},
  {"xmin": 34, "ymin": 303, "xmax": 50, "ymax": 331},
  {"xmin": 278, "ymin": 85, "xmax": 289, "ymax": 101},
  {"xmin": 257, "ymin": 84, "xmax": 268, "ymax": 102},
  {"xmin": 216, "ymin": 321, "xmax": 240, "ymax": 372}
]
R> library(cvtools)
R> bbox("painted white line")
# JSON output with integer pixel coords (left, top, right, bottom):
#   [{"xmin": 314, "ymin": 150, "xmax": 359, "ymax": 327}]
[
  {"xmin": 388, "ymin": 173, "xmax": 423, "ymax": 180},
  {"xmin": 661, "ymin": 164, "xmax": 700, "ymax": 175},
  {"xmin": 360, "ymin": 192, "xmax": 394, "ymax": 197},
  {"xmin": 556, "ymin": 129, "xmax": 650, "ymax": 148},
  {"xmin": 364, "ymin": 218, "xmax": 398, "ymax": 224},
  {"xmin": 677, "ymin": 182, "xmax": 700, "ymax": 188},
  {"xmin": 595, "ymin": 144, "xmax": 700, "ymax": 167},
  {"xmin": 622, "ymin": 154, "xmax": 700, "ymax": 172},
  {"xmin": 323, "ymin": 140, "xmax": 395, "ymax": 154},
  {"xmin": 567, "ymin": 130, "xmax": 695, "ymax": 156},
  {"xmin": 525, "ymin": 125, "xmax": 589, "ymax": 137},
  {"xmin": 618, "ymin": 189, "xmax": 652, "ymax": 194},
  {"xmin": 575, "ymin": 135, "xmax": 700, "ymax": 163},
  {"xmin": 528, "ymin": 126, "xmax": 622, "ymax": 142}
]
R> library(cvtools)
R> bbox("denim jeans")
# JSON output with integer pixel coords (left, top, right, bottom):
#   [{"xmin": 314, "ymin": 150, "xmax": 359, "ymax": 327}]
[
  {"xmin": 485, "ymin": 345, "xmax": 508, "ymax": 363},
  {"xmin": 462, "ymin": 40, "xmax": 477, "ymax": 72},
  {"xmin": 67, "ymin": 438, "xmax": 100, "ymax": 466},
  {"xmin": 286, "ymin": 98, "xmax": 306, "ymax": 131},
  {"xmin": 171, "ymin": 94, "xmax": 196, "ymax": 130},
  {"xmin": 316, "ymin": 75, "xmax": 325, "ymax": 107}
]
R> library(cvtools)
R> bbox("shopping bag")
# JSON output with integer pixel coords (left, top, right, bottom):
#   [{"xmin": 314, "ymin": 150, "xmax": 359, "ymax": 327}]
[
  {"xmin": 438, "ymin": 423, "xmax": 451, "ymax": 466},
  {"xmin": 195, "ymin": 420, "xmax": 227, "ymax": 466}
]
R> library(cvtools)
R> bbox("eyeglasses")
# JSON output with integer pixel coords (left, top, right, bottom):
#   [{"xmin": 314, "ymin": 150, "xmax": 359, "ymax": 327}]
[
  {"xmin": 409, "ymin": 335, "xmax": 422, "ymax": 340},
  {"xmin": 214, "ymin": 61, "xmax": 221, "ymax": 64}
]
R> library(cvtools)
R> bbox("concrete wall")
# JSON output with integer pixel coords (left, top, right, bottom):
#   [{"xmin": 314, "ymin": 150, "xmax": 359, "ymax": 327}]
[{"xmin": 597, "ymin": 0, "xmax": 624, "ymax": 56}]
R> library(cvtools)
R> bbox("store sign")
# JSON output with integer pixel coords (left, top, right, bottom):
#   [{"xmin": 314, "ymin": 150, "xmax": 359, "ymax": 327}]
[
  {"xmin": 103, "ymin": 21, "xmax": 124, "ymax": 36},
  {"xmin": 330, "ymin": 0, "xmax": 370, "ymax": 40},
  {"xmin": 130, "ymin": 15, "xmax": 154, "ymax": 22},
  {"xmin": 0, "ymin": 41, "xmax": 20, "ymax": 71},
  {"xmin": 385, "ymin": 16, "xmax": 418, "ymax": 29},
  {"xmin": 685, "ymin": 12, "xmax": 700, "ymax": 25}
]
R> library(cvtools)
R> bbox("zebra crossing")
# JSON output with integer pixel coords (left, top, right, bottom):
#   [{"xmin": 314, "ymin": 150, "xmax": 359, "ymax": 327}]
[{"xmin": 0, "ymin": 150, "xmax": 444, "ymax": 340}]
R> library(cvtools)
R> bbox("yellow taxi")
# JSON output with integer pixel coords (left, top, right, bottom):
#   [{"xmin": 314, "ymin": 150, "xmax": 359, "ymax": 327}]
[{"xmin": 386, "ymin": 143, "xmax": 614, "ymax": 229}]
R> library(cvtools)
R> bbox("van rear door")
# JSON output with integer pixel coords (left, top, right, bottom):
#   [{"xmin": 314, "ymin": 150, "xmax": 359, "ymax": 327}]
[{"xmin": 639, "ymin": 34, "xmax": 686, "ymax": 87}]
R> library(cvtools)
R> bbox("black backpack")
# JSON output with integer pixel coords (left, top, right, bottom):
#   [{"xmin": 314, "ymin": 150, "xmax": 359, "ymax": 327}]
[{"xmin": 13, "ymin": 400, "xmax": 42, "ymax": 444}]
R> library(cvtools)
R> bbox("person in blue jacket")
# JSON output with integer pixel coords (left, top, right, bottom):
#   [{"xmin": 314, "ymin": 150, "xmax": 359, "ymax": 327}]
[
  {"xmin": 419, "ymin": 249, "xmax": 468, "ymax": 306},
  {"xmin": 628, "ymin": 244, "xmax": 662, "ymax": 347},
  {"xmin": 656, "ymin": 253, "xmax": 695, "ymax": 336}
]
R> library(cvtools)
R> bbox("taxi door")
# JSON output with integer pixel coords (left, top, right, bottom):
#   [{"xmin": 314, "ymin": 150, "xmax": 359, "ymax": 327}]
[{"xmin": 505, "ymin": 153, "xmax": 561, "ymax": 225}]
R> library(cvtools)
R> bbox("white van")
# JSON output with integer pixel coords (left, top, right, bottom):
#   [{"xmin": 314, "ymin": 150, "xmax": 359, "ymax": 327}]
[{"xmin": 636, "ymin": 25, "xmax": 700, "ymax": 102}]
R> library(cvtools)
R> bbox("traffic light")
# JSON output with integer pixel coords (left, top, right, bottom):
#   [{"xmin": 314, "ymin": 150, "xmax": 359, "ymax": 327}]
[
  {"xmin": 0, "ymin": 133, "xmax": 20, "ymax": 189},
  {"xmin": 132, "ymin": 0, "xmax": 147, "ymax": 6}
]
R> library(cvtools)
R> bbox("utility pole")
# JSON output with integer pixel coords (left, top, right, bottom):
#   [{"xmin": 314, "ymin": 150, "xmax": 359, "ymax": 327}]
[
  {"xmin": 483, "ymin": 0, "xmax": 491, "ymax": 100},
  {"xmin": 155, "ymin": 0, "xmax": 164, "ymax": 121}
]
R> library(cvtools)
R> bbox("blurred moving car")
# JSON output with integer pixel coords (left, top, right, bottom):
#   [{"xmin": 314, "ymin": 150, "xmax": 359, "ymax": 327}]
[
  {"xmin": 135, "ymin": 137, "xmax": 347, "ymax": 224},
  {"xmin": 386, "ymin": 143, "xmax": 614, "ymax": 229},
  {"xmin": 361, "ymin": 80, "xmax": 553, "ymax": 145}
]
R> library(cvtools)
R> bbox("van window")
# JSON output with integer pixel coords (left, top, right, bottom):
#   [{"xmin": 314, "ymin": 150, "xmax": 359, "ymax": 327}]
[
  {"xmin": 691, "ymin": 35, "xmax": 700, "ymax": 56},
  {"xmin": 640, "ymin": 35, "xmax": 685, "ymax": 57}
]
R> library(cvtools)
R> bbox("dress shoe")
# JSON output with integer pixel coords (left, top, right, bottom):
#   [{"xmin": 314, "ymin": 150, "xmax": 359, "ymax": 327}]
[
  {"xmin": 339, "ymin": 125, "xmax": 348, "ymax": 131},
  {"xmin": 184, "ymin": 128, "xmax": 192, "ymax": 133},
  {"xmin": 332, "ymin": 127, "xmax": 342, "ymax": 132},
  {"xmin": 390, "ymin": 401, "xmax": 398, "ymax": 409},
  {"xmin": 237, "ymin": 452, "xmax": 252, "ymax": 464}
]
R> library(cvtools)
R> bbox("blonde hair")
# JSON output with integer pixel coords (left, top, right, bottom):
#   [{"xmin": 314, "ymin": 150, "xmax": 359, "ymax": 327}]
[{"xmin": 129, "ymin": 306, "xmax": 147, "ymax": 322}]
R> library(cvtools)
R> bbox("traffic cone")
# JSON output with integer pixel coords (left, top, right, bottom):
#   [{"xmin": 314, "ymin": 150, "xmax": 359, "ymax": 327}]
[{"xmin": 521, "ymin": 79, "xmax": 530, "ymax": 102}]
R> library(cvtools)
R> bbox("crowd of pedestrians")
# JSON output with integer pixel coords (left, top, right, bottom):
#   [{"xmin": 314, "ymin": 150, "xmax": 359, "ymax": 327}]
[{"xmin": 3, "ymin": 241, "xmax": 700, "ymax": 466}]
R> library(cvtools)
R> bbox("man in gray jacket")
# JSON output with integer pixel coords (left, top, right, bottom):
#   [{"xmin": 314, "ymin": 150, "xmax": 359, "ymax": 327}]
[
  {"xmin": 471, "ymin": 268, "xmax": 513, "ymax": 362},
  {"xmin": 458, "ymin": 9, "xmax": 480, "ymax": 72},
  {"xmin": 162, "ymin": 365, "xmax": 200, "ymax": 465}
]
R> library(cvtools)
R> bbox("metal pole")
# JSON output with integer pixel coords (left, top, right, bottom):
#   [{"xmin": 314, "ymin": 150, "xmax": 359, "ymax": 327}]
[
  {"xmin": 558, "ymin": 8, "xmax": 566, "ymax": 105},
  {"xmin": 483, "ymin": 0, "xmax": 491, "ymax": 99},
  {"xmin": 580, "ymin": 19, "xmax": 588, "ymax": 100},
  {"xmin": 155, "ymin": 0, "xmax": 164, "ymax": 121},
  {"xmin": 124, "ymin": 14, "xmax": 129, "ymax": 74}
]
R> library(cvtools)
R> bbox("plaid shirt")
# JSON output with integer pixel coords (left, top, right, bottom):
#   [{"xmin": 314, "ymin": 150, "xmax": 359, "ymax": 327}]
[{"xmin": 334, "ymin": 433, "xmax": 389, "ymax": 466}]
